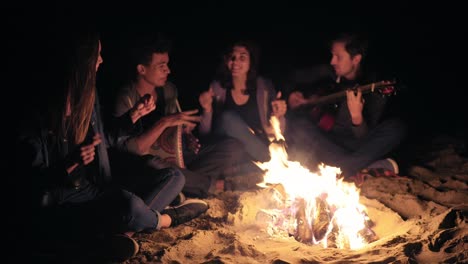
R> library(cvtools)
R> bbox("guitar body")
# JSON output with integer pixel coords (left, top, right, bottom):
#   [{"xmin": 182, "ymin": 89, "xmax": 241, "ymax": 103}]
[
  {"xmin": 317, "ymin": 112, "xmax": 335, "ymax": 131},
  {"xmin": 307, "ymin": 83, "xmax": 339, "ymax": 131},
  {"xmin": 310, "ymin": 104, "xmax": 338, "ymax": 132}
]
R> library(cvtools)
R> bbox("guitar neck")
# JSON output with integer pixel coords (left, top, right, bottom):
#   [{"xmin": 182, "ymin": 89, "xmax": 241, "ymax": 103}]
[{"xmin": 308, "ymin": 81, "xmax": 395, "ymax": 106}]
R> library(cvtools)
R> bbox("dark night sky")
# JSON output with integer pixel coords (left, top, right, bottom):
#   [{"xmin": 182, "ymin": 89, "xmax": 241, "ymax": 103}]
[{"xmin": 9, "ymin": 2, "xmax": 468, "ymax": 140}]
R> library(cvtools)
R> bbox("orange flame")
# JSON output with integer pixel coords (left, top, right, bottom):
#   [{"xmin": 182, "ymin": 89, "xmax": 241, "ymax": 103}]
[{"xmin": 256, "ymin": 116, "xmax": 370, "ymax": 249}]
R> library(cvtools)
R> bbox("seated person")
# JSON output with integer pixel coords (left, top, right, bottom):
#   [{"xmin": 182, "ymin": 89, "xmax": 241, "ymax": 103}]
[
  {"xmin": 198, "ymin": 39, "xmax": 287, "ymax": 186},
  {"xmin": 16, "ymin": 29, "xmax": 207, "ymax": 262},
  {"xmin": 112, "ymin": 35, "xmax": 243, "ymax": 196},
  {"xmin": 285, "ymin": 32, "xmax": 406, "ymax": 182}
]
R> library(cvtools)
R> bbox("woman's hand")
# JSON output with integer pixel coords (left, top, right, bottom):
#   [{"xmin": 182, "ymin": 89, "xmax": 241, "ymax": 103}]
[
  {"xmin": 66, "ymin": 134, "xmax": 102, "ymax": 174},
  {"xmin": 199, "ymin": 87, "xmax": 214, "ymax": 113},
  {"xmin": 271, "ymin": 91, "xmax": 287, "ymax": 117}
]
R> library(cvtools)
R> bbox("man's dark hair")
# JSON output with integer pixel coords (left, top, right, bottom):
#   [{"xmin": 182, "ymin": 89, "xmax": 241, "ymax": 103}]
[
  {"xmin": 130, "ymin": 34, "xmax": 172, "ymax": 80},
  {"xmin": 331, "ymin": 32, "xmax": 369, "ymax": 59}
]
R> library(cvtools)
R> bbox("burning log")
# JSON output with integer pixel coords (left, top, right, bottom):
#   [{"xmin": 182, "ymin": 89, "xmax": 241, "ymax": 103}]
[
  {"xmin": 313, "ymin": 196, "xmax": 332, "ymax": 242},
  {"xmin": 293, "ymin": 199, "xmax": 312, "ymax": 243},
  {"xmin": 293, "ymin": 197, "xmax": 331, "ymax": 244},
  {"xmin": 290, "ymin": 195, "xmax": 378, "ymax": 248}
]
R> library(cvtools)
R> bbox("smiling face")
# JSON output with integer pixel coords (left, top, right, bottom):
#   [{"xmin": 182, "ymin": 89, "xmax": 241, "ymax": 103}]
[
  {"xmin": 138, "ymin": 52, "xmax": 171, "ymax": 87},
  {"xmin": 226, "ymin": 45, "xmax": 250, "ymax": 78},
  {"xmin": 330, "ymin": 41, "xmax": 361, "ymax": 80}
]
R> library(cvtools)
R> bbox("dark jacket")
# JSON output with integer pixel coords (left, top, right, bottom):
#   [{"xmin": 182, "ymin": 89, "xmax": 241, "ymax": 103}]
[{"xmin": 17, "ymin": 95, "xmax": 112, "ymax": 208}]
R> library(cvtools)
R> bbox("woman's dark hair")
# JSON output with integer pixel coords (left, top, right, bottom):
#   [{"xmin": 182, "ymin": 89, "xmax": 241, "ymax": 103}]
[{"xmin": 216, "ymin": 40, "xmax": 260, "ymax": 95}]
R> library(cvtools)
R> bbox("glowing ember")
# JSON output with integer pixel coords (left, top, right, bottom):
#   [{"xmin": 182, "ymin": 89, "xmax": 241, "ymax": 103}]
[{"xmin": 255, "ymin": 117, "xmax": 376, "ymax": 249}]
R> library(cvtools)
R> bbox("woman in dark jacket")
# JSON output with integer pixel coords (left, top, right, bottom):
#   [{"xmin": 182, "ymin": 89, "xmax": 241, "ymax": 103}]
[{"xmin": 16, "ymin": 29, "xmax": 207, "ymax": 262}]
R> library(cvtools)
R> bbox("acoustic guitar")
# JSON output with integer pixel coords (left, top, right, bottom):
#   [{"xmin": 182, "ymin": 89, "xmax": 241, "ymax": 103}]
[{"xmin": 294, "ymin": 80, "xmax": 397, "ymax": 131}]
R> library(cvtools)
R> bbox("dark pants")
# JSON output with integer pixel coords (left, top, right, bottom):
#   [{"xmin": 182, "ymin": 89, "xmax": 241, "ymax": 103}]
[
  {"xmin": 142, "ymin": 135, "xmax": 245, "ymax": 197},
  {"xmin": 285, "ymin": 115, "xmax": 406, "ymax": 178},
  {"xmin": 217, "ymin": 110, "xmax": 271, "ymax": 162},
  {"xmin": 33, "ymin": 166, "xmax": 184, "ymax": 243},
  {"xmin": 184, "ymin": 136, "xmax": 245, "ymax": 196}
]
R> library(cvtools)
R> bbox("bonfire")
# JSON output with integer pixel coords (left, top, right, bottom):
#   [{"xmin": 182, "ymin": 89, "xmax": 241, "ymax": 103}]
[{"xmin": 255, "ymin": 117, "xmax": 376, "ymax": 249}]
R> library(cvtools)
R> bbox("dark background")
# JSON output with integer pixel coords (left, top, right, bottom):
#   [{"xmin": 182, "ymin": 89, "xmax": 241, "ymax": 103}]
[{"xmin": 9, "ymin": 2, "xmax": 467, "ymax": 141}]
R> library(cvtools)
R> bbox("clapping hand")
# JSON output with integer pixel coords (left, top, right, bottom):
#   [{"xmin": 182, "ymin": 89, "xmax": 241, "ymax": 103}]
[
  {"xmin": 199, "ymin": 87, "xmax": 214, "ymax": 113},
  {"xmin": 271, "ymin": 91, "xmax": 287, "ymax": 117}
]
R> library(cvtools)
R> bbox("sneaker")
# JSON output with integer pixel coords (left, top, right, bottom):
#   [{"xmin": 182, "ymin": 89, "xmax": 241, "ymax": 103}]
[
  {"xmin": 351, "ymin": 158, "xmax": 400, "ymax": 184},
  {"xmin": 161, "ymin": 199, "xmax": 208, "ymax": 227},
  {"xmin": 366, "ymin": 158, "xmax": 399, "ymax": 174},
  {"xmin": 91, "ymin": 234, "xmax": 139, "ymax": 262},
  {"xmin": 169, "ymin": 192, "xmax": 186, "ymax": 207}
]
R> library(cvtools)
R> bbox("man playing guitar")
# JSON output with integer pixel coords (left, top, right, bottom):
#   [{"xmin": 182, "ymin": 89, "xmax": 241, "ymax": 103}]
[{"xmin": 285, "ymin": 32, "xmax": 406, "ymax": 183}]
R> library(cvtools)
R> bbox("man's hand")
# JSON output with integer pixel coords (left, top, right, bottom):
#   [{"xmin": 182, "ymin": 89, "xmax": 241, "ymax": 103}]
[
  {"xmin": 182, "ymin": 123, "xmax": 197, "ymax": 134},
  {"xmin": 346, "ymin": 88, "xmax": 364, "ymax": 125},
  {"xmin": 184, "ymin": 132, "xmax": 201, "ymax": 154},
  {"xmin": 162, "ymin": 109, "xmax": 201, "ymax": 129},
  {"xmin": 288, "ymin": 91, "xmax": 308, "ymax": 110},
  {"xmin": 131, "ymin": 94, "xmax": 156, "ymax": 123}
]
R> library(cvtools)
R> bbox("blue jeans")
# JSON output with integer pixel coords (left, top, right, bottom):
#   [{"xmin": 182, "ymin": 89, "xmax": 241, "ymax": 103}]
[
  {"xmin": 109, "ymin": 150, "xmax": 185, "ymax": 211},
  {"xmin": 128, "ymin": 165, "xmax": 185, "ymax": 213},
  {"xmin": 285, "ymin": 116, "xmax": 406, "ymax": 178}
]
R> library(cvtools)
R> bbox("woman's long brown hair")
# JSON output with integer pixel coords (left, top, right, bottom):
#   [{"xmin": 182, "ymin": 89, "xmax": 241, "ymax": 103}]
[{"xmin": 51, "ymin": 31, "xmax": 99, "ymax": 144}]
